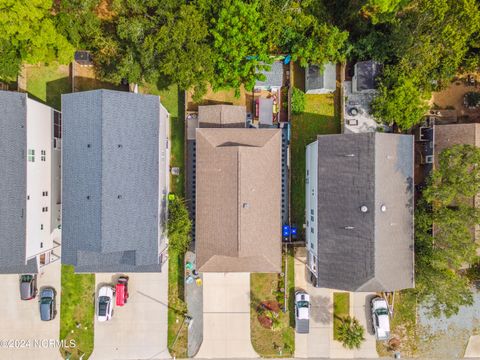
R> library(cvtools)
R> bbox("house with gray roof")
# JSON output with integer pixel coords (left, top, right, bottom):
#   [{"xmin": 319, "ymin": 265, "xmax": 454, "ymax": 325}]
[
  {"xmin": 0, "ymin": 91, "xmax": 61, "ymax": 274},
  {"xmin": 195, "ymin": 128, "xmax": 282, "ymax": 272},
  {"xmin": 61, "ymin": 90, "xmax": 170, "ymax": 273},
  {"xmin": 305, "ymin": 63, "xmax": 336, "ymax": 94},
  {"xmin": 305, "ymin": 132, "xmax": 414, "ymax": 291}
]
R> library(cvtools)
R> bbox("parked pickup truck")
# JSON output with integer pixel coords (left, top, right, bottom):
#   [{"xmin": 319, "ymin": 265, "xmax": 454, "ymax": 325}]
[{"xmin": 295, "ymin": 290, "xmax": 310, "ymax": 334}]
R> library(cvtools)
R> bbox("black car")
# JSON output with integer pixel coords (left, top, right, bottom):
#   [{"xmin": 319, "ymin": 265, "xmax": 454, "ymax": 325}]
[
  {"xmin": 39, "ymin": 287, "xmax": 56, "ymax": 321},
  {"xmin": 20, "ymin": 274, "xmax": 37, "ymax": 300}
]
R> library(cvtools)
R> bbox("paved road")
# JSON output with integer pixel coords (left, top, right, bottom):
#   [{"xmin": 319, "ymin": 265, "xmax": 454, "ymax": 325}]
[
  {"xmin": 90, "ymin": 270, "xmax": 169, "ymax": 360},
  {"xmin": 0, "ymin": 261, "xmax": 62, "ymax": 360},
  {"xmin": 195, "ymin": 273, "xmax": 258, "ymax": 358}
]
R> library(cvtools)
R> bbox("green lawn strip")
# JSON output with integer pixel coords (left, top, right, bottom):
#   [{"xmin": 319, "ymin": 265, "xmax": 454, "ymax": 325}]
[
  {"xmin": 26, "ymin": 63, "xmax": 71, "ymax": 110},
  {"xmin": 59, "ymin": 265, "xmax": 95, "ymax": 360},
  {"xmin": 141, "ymin": 82, "xmax": 188, "ymax": 356},
  {"xmin": 167, "ymin": 249, "xmax": 188, "ymax": 358},
  {"xmin": 250, "ymin": 248, "xmax": 294, "ymax": 357},
  {"xmin": 333, "ymin": 292, "xmax": 350, "ymax": 341},
  {"xmin": 291, "ymin": 94, "xmax": 340, "ymax": 237}
]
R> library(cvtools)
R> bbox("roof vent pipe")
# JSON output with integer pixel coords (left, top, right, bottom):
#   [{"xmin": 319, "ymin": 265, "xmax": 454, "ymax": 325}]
[
  {"xmin": 381, "ymin": 204, "xmax": 387, "ymax": 212},
  {"xmin": 360, "ymin": 205, "xmax": 368, "ymax": 213}
]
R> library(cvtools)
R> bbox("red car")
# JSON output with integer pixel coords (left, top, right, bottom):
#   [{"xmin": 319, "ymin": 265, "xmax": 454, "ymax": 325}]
[{"xmin": 115, "ymin": 276, "xmax": 129, "ymax": 306}]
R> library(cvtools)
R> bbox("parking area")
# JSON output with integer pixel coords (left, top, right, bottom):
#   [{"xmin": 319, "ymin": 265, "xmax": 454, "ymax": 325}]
[
  {"xmin": 90, "ymin": 271, "xmax": 169, "ymax": 360},
  {"xmin": 195, "ymin": 273, "xmax": 257, "ymax": 359},
  {"xmin": 0, "ymin": 260, "xmax": 62, "ymax": 360},
  {"xmin": 294, "ymin": 248, "xmax": 378, "ymax": 359}
]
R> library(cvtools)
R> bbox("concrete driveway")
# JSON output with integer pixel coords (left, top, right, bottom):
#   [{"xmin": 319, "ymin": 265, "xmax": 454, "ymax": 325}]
[
  {"xmin": 90, "ymin": 270, "xmax": 169, "ymax": 360},
  {"xmin": 0, "ymin": 260, "xmax": 62, "ymax": 360},
  {"xmin": 195, "ymin": 272, "xmax": 258, "ymax": 358},
  {"xmin": 294, "ymin": 248, "xmax": 378, "ymax": 359}
]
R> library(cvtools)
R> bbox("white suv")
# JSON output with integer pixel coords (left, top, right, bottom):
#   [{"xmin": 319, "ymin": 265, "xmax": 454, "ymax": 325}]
[
  {"xmin": 97, "ymin": 286, "xmax": 114, "ymax": 322},
  {"xmin": 371, "ymin": 297, "xmax": 390, "ymax": 341}
]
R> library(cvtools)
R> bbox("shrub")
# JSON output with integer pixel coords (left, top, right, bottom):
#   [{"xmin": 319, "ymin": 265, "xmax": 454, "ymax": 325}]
[
  {"xmin": 167, "ymin": 197, "xmax": 192, "ymax": 253},
  {"xmin": 291, "ymin": 87, "xmax": 306, "ymax": 115}
]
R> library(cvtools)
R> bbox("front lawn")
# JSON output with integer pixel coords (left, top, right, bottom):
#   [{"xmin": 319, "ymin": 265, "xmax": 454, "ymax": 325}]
[
  {"xmin": 333, "ymin": 292, "xmax": 350, "ymax": 341},
  {"xmin": 250, "ymin": 248, "xmax": 295, "ymax": 357},
  {"xmin": 291, "ymin": 94, "xmax": 340, "ymax": 235},
  {"xmin": 26, "ymin": 63, "xmax": 71, "ymax": 110},
  {"xmin": 59, "ymin": 265, "xmax": 95, "ymax": 360}
]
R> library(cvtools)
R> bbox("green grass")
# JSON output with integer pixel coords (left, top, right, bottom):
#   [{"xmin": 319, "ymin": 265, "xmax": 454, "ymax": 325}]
[
  {"xmin": 26, "ymin": 63, "xmax": 71, "ymax": 110},
  {"xmin": 291, "ymin": 93, "xmax": 340, "ymax": 236},
  {"xmin": 141, "ymin": 83, "xmax": 185, "ymax": 195},
  {"xmin": 250, "ymin": 247, "xmax": 295, "ymax": 357},
  {"xmin": 376, "ymin": 290, "xmax": 418, "ymax": 357},
  {"xmin": 167, "ymin": 249, "xmax": 188, "ymax": 358},
  {"xmin": 59, "ymin": 265, "xmax": 95, "ymax": 360},
  {"xmin": 333, "ymin": 292, "xmax": 350, "ymax": 341}
]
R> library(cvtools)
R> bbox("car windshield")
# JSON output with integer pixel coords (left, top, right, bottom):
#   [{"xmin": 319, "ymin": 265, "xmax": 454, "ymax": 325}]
[
  {"xmin": 376, "ymin": 308, "xmax": 389, "ymax": 316},
  {"xmin": 297, "ymin": 300, "xmax": 309, "ymax": 308},
  {"xmin": 40, "ymin": 298, "xmax": 51, "ymax": 305},
  {"xmin": 98, "ymin": 296, "xmax": 109, "ymax": 315},
  {"xmin": 21, "ymin": 275, "xmax": 32, "ymax": 282}
]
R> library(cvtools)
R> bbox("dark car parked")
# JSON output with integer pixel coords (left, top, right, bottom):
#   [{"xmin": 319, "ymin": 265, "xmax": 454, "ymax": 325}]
[
  {"xmin": 20, "ymin": 274, "xmax": 37, "ymax": 300},
  {"xmin": 39, "ymin": 287, "xmax": 56, "ymax": 321}
]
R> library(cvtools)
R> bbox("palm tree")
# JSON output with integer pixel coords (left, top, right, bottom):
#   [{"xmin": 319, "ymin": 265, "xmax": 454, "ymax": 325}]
[{"xmin": 336, "ymin": 316, "xmax": 365, "ymax": 350}]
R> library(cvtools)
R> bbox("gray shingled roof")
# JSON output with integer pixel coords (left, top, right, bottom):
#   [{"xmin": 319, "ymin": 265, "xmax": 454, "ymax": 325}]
[
  {"xmin": 255, "ymin": 61, "xmax": 284, "ymax": 88},
  {"xmin": 62, "ymin": 90, "xmax": 164, "ymax": 273},
  {"xmin": 305, "ymin": 63, "xmax": 336, "ymax": 92},
  {"xmin": 315, "ymin": 133, "xmax": 414, "ymax": 292},
  {"xmin": 0, "ymin": 91, "xmax": 38, "ymax": 274},
  {"xmin": 355, "ymin": 61, "xmax": 382, "ymax": 91}
]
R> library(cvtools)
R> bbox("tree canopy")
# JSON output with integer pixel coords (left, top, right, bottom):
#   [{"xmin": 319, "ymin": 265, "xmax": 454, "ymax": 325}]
[
  {"xmin": 415, "ymin": 145, "xmax": 480, "ymax": 318},
  {"xmin": 0, "ymin": 0, "xmax": 74, "ymax": 79}
]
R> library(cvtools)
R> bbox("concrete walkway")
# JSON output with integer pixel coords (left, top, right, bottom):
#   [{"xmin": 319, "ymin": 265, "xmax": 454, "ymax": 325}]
[
  {"xmin": 195, "ymin": 273, "xmax": 258, "ymax": 358},
  {"xmin": 465, "ymin": 335, "xmax": 480, "ymax": 358},
  {"xmin": 294, "ymin": 248, "xmax": 378, "ymax": 359}
]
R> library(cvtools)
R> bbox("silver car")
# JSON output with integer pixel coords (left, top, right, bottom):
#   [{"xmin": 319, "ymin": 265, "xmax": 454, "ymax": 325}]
[
  {"xmin": 39, "ymin": 287, "xmax": 56, "ymax": 321},
  {"xmin": 371, "ymin": 297, "xmax": 390, "ymax": 341}
]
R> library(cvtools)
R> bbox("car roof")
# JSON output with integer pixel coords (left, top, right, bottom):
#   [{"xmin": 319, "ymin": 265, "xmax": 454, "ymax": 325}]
[{"xmin": 20, "ymin": 282, "xmax": 32, "ymax": 297}]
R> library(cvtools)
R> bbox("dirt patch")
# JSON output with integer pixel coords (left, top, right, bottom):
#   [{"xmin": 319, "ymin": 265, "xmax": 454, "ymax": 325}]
[{"xmin": 430, "ymin": 77, "xmax": 480, "ymax": 122}]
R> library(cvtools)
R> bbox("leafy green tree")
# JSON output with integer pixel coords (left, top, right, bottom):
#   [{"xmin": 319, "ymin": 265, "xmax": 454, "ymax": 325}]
[
  {"xmin": 371, "ymin": 66, "xmax": 429, "ymax": 130},
  {"xmin": 209, "ymin": 0, "xmax": 270, "ymax": 92},
  {"xmin": 167, "ymin": 197, "xmax": 192, "ymax": 254},
  {"xmin": 54, "ymin": 0, "xmax": 102, "ymax": 49},
  {"xmin": 415, "ymin": 144, "xmax": 480, "ymax": 318},
  {"xmin": 423, "ymin": 145, "xmax": 480, "ymax": 205},
  {"xmin": 336, "ymin": 316, "xmax": 365, "ymax": 349},
  {"xmin": 152, "ymin": 4, "xmax": 213, "ymax": 101},
  {"xmin": 361, "ymin": 0, "xmax": 411, "ymax": 24},
  {"xmin": 0, "ymin": 0, "xmax": 74, "ymax": 79}
]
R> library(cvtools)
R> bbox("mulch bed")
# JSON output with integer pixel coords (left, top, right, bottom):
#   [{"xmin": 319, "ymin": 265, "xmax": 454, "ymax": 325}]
[{"xmin": 256, "ymin": 300, "xmax": 281, "ymax": 329}]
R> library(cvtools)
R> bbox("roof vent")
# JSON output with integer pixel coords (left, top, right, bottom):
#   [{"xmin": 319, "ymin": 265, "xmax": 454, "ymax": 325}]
[
  {"xmin": 87, "ymin": 144, "xmax": 91, "ymax": 148},
  {"xmin": 360, "ymin": 205, "xmax": 368, "ymax": 213},
  {"xmin": 344, "ymin": 153, "xmax": 355, "ymax": 157},
  {"xmin": 381, "ymin": 204, "xmax": 387, "ymax": 212},
  {"xmin": 344, "ymin": 226, "xmax": 355, "ymax": 230},
  {"xmin": 243, "ymin": 202, "xmax": 249, "ymax": 209},
  {"xmin": 118, "ymin": 144, "xmax": 123, "ymax": 148},
  {"xmin": 86, "ymin": 195, "xmax": 90, "ymax": 200},
  {"xmin": 117, "ymin": 195, "xmax": 122, "ymax": 199}
]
